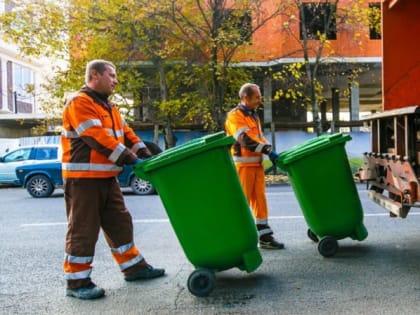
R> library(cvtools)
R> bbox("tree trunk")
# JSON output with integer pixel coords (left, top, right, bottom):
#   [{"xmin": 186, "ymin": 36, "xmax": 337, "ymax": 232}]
[
  {"xmin": 163, "ymin": 121, "xmax": 177, "ymax": 149},
  {"xmin": 156, "ymin": 59, "xmax": 176, "ymax": 148}
]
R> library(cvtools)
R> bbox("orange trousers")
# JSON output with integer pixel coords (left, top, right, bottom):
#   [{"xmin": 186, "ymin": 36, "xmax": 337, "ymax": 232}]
[{"xmin": 236, "ymin": 164, "xmax": 268, "ymax": 222}]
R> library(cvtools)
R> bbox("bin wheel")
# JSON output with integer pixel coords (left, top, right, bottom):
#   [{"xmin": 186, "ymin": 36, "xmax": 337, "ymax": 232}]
[
  {"xmin": 187, "ymin": 268, "xmax": 216, "ymax": 297},
  {"xmin": 307, "ymin": 229, "xmax": 319, "ymax": 243},
  {"xmin": 318, "ymin": 236, "xmax": 338, "ymax": 258}
]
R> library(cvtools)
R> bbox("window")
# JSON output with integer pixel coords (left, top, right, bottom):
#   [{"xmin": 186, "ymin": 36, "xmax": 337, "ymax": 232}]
[
  {"xmin": 1, "ymin": 0, "xmax": 15, "ymax": 14},
  {"xmin": 221, "ymin": 9, "xmax": 252, "ymax": 44},
  {"xmin": 13, "ymin": 63, "xmax": 34, "ymax": 104},
  {"xmin": 300, "ymin": 2, "xmax": 337, "ymax": 40},
  {"xmin": 35, "ymin": 147, "xmax": 58, "ymax": 160},
  {"xmin": 369, "ymin": 3, "xmax": 381, "ymax": 40},
  {"xmin": 4, "ymin": 148, "xmax": 31, "ymax": 162},
  {"xmin": 236, "ymin": 11, "xmax": 252, "ymax": 43}
]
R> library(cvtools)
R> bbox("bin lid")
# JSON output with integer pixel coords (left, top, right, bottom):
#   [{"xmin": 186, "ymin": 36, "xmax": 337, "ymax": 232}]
[
  {"xmin": 133, "ymin": 131, "xmax": 234, "ymax": 176},
  {"xmin": 277, "ymin": 133, "xmax": 352, "ymax": 168}
]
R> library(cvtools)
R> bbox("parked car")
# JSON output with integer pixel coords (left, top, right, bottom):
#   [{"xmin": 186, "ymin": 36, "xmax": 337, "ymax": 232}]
[
  {"xmin": 16, "ymin": 161, "xmax": 155, "ymax": 197},
  {"xmin": 15, "ymin": 141, "xmax": 162, "ymax": 198},
  {"xmin": 0, "ymin": 144, "xmax": 60, "ymax": 186}
]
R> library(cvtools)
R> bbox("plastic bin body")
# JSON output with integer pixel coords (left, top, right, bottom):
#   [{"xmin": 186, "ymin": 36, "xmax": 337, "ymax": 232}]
[
  {"xmin": 134, "ymin": 131, "xmax": 262, "ymax": 273},
  {"xmin": 277, "ymin": 133, "xmax": 367, "ymax": 241}
]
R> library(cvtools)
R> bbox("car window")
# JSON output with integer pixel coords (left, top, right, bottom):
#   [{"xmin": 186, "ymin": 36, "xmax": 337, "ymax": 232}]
[
  {"xmin": 48, "ymin": 148, "xmax": 58, "ymax": 159},
  {"xmin": 36, "ymin": 148, "xmax": 57, "ymax": 160},
  {"xmin": 3, "ymin": 148, "xmax": 31, "ymax": 162}
]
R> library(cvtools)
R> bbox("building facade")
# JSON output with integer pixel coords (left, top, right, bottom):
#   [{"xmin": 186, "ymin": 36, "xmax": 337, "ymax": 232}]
[
  {"xmin": 235, "ymin": 0, "xmax": 382, "ymax": 130},
  {"xmin": 0, "ymin": 0, "xmax": 52, "ymax": 137},
  {"xmin": 0, "ymin": 0, "xmax": 383, "ymax": 137}
]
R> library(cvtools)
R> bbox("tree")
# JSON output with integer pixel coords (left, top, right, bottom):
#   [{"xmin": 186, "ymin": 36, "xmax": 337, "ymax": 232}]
[
  {"xmin": 274, "ymin": 0, "xmax": 378, "ymax": 135},
  {"xmin": 167, "ymin": 0, "xmax": 287, "ymax": 130},
  {"xmin": 1, "ymin": 0, "xmax": 283, "ymax": 140},
  {"xmin": 1, "ymin": 0, "xmax": 166, "ymax": 133}
]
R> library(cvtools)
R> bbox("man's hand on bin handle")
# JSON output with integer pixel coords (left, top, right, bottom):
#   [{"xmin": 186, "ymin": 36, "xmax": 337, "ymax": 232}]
[
  {"xmin": 268, "ymin": 151, "xmax": 280, "ymax": 165},
  {"xmin": 129, "ymin": 158, "xmax": 144, "ymax": 166}
]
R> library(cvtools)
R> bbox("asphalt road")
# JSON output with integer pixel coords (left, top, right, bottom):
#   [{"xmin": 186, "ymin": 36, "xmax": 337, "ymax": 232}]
[{"xmin": 1, "ymin": 183, "xmax": 420, "ymax": 315}]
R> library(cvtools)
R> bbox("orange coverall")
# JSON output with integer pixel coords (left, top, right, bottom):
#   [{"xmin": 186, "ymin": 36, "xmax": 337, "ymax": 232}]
[{"xmin": 225, "ymin": 104, "xmax": 274, "ymax": 239}]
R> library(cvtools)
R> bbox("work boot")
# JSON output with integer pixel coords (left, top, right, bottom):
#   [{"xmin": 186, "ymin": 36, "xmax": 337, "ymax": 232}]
[
  {"xmin": 66, "ymin": 282, "xmax": 105, "ymax": 300},
  {"xmin": 124, "ymin": 264, "xmax": 165, "ymax": 281},
  {"xmin": 259, "ymin": 236, "xmax": 285, "ymax": 250}
]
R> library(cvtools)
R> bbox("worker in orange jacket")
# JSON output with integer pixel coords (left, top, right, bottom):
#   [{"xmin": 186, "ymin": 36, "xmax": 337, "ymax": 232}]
[
  {"xmin": 225, "ymin": 83, "xmax": 284, "ymax": 250},
  {"xmin": 62, "ymin": 59, "xmax": 165, "ymax": 300}
]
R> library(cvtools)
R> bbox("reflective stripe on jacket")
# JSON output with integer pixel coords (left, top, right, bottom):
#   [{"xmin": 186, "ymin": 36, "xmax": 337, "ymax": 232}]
[
  {"xmin": 225, "ymin": 105, "xmax": 271, "ymax": 167},
  {"xmin": 61, "ymin": 87, "xmax": 144, "ymax": 178}
]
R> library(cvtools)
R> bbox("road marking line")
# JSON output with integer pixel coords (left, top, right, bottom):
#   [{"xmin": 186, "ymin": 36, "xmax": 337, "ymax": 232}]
[
  {"xmin": 20, "ymin": 212, "xmax": 420, "ymax": 227},
  {"xmin": 270, "ymin": 212, "xmax": 420, "ymax": 220},
  {"xmin": 21, "ymin": 222, "xmax": 67, "ymax": 227},
  {"xmin": 20, "ymin": 218, "xmax": 170, "ymax": 227},
  {"xmin": 133, "ymin": 219, "xmax": 170, "ymax": 223}
]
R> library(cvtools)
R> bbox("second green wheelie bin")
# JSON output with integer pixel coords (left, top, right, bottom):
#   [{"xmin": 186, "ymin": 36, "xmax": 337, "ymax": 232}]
[
  {"xmin": 277, "ymin": 133, "xmax": 368, "ymax": 257},
  {"xmin": 133, "ymin": 131, "xmax": 262, "ymax": 296}
]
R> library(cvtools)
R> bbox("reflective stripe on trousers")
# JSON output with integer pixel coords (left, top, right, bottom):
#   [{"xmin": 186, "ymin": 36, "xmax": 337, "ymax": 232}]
[
  {"xmin": 111, "ymin": 242, "xmax": 144, "ymax": 271},
  {"xmin": 63, "ymin": 254, "xmax": 93, "ymax": 280}
]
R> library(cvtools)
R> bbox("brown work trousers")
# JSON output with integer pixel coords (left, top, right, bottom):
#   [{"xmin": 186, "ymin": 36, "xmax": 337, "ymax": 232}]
[{"xmin": 64, "ymin": 177, "xmax": 141, "ymax": 288}]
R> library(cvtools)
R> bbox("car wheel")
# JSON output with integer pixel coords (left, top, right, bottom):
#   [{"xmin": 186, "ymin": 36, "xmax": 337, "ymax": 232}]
[
  {"xmin": 26, "ymin": 175, "xmax": 54, "ymax": 198},
  {"xmin": 130, "ymin": 176, "xmax": 156, "ymax": 195},
  {"xmin": 128, "ymin": 141, "xmax": 161, "ymax": 195}
]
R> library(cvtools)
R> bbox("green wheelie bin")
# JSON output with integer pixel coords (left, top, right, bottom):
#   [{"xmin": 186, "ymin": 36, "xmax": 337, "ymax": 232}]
[
  {"xmin": 133, "ymin": 131, "xmax": 262, "ymax": 296},
  {"xmin": 277, "ymin": 133, "xmax": 368, "ymax": 257}
]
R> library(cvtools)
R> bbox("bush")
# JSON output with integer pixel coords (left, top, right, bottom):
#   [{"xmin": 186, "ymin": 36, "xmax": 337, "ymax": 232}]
[
  {"xmin": 348, "ymin": 157, "xmax": 363, "ymax": 174},
  {"xmin": 264, "ymin": 157, "xmax": 364, "ymax": 184}
]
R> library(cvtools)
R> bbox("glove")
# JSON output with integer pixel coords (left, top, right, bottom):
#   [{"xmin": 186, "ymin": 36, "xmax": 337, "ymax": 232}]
[
  {"xmin": 129, "ymin": 158, "xmax": 144, "ymax": 166},
  {"xmin": 268, "ymin": 151, "xmax": 279, "ymax": 164}
]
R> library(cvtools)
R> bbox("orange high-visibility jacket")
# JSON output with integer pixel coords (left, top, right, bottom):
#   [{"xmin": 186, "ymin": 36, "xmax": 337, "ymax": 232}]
[
  {"xmin": 61, "ymin": 87, "xmax": 145, "ymax": 179},
  {"xmin": 225, "ymin": 104, "xmax": 272, "ymax": 167}
]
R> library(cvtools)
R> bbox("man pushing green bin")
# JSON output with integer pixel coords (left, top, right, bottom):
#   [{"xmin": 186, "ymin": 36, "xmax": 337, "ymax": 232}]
[{"xmin": 133, "ymin": 131, "xmax": 262, "ymax": 296}]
